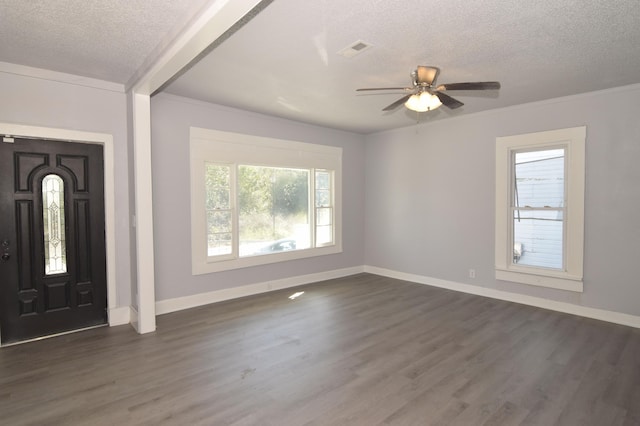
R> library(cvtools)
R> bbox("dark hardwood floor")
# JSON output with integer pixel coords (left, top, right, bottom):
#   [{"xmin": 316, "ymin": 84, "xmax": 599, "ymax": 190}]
[{"xmin": 1, "ymin": 273, "xmax": 639, "ymax": 425}]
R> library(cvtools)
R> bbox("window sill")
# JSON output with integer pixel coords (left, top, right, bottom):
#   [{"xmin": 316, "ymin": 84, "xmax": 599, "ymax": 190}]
[
  {"xmin": 495, "ymin": 268, "xmax": 583, "ymax": 292},
  {"xmin": 193, "ymin": 244, "xmax": 342, "ymax": 275}
]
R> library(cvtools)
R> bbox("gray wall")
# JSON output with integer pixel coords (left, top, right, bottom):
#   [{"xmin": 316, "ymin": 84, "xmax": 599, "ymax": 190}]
[
  {"xmin": 150, "ymin": 94, "xmax": 366, "ymax": 301},
  {"xmin": 0, "ymin": 71, "xmax": 132, "ymax": 308},
  {"xmin": 4, "ymin": 69, "xmax": 635, "ymax": 319},
  {"xmin": 365, "ymin": 84, "xmax": 640, "ymax": 316}
]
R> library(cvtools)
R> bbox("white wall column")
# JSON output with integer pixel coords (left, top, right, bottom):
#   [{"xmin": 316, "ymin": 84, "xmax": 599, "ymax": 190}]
[
  {"xmin": 127, "ymin": 0, "xmax": 268, "ymax": 334},
  {"xmin": 131, "ymin": 93, "xmax": 156, "ymax": 333}
]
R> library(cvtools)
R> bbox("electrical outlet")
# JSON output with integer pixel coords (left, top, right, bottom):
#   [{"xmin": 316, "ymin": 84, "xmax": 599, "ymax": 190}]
[{"xmin": 469, "ymin": 269, "xmax": 476, "ymax": 279}]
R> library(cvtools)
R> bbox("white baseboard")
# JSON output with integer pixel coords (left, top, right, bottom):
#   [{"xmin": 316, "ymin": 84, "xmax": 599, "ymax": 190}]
[
  {"xmin": 364, "ymin": 265, "xmax": 640, "ymax": 329},
  {"xmin": 147, "ymin": 263, "xmax": 640, "ymax": 330},
  {"xmin": 129, "ymin": 306, "xmax": 140, "ymax": 332},
  {"xmin": 155, "ymin": 265, "xmax": 365, "ymax": 315},
  {"xmin": 108, "ymin": 306, "xmax": 132, "ymax": 326}
]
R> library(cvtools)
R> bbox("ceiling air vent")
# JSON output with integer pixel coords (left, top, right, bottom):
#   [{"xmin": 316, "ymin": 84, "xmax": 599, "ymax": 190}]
[{"xmin": 337, "ymin": 40, "xmax": 372, "ymax": 58}]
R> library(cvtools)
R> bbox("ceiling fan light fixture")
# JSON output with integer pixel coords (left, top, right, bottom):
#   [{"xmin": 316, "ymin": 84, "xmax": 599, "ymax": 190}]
[{"xmin": 404, "ymin": 92, "xmax": 442, "ymax": 112}]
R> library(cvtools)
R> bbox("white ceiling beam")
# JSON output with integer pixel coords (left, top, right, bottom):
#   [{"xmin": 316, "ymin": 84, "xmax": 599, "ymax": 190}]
[{"xmin": 127, "ymin": 0, "xmax": 268, "ymax": 95}]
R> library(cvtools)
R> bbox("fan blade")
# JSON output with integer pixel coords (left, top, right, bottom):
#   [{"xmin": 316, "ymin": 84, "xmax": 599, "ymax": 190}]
[
  {"xmin": 436, "ymin": 81, "xmax": 501, "ymax": 91},
  {"xmin": 356, "ymin": 87, "xmax": 411, "ymax": 92},
  {"xmin": 382, "ymin": 94, "xmax": 413, "ymax": 111},
  {"xmin": 435, "ymin": 91, "xmax": 464, "ymax": 109},
  {"xmin": 416, "ymin": 66, "xmax": 440, "ymax": 85}
]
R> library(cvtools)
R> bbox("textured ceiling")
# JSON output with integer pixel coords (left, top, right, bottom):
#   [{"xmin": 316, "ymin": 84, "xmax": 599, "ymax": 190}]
[
  {"xmin": 0, "ymin": 0, "xmax": 212, "ymax": 84},
  {"xmin": 164, "ymin": 0, "xmax": 640, "ymax": 133},
  {"xmin": 2, "ymin": 0, "xmax": 640, "ymax": 134}
]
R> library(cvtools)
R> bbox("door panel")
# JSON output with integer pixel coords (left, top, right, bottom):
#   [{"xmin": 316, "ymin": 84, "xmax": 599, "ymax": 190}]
[{"xmin": 0, "ymin": 138, "xmax": 107, "ymax": 344}]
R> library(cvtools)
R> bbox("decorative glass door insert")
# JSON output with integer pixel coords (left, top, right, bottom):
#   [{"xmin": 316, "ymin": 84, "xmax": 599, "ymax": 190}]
[{"xmin": 42, "ymin": 174, "xmax": 67, "ymax": 275}]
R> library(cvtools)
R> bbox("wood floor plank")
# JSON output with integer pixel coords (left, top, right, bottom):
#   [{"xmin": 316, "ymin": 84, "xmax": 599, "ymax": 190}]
[{"xmin": 1, "ymin": 273, "xmax": 639, "ymax": 425}]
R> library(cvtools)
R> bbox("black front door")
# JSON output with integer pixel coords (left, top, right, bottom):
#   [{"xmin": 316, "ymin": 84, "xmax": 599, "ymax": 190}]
[{"xmin": 0, "ymin": 137, "xmax": 107, "ymax": 344}]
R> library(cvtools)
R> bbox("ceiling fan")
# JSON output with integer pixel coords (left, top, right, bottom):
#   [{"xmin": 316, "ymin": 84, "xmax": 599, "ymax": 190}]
[{"xmin": 356, "ymin": 65, "xmax": 500, "ymax": 112}]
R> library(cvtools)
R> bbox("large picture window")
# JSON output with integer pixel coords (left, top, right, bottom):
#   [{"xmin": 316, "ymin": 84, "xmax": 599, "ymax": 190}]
[
  {"xmin": 191, "ymin": 128, "xmax": 342, "ymax": 274},
  {"xmin": 495, "ymin": 127, "xmax": 585, "ymax": 292}
]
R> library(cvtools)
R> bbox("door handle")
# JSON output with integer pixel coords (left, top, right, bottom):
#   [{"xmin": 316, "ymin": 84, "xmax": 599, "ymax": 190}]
[{"xmin": 1, "ymin": 253, "xmax": 9, "ymax": 261}]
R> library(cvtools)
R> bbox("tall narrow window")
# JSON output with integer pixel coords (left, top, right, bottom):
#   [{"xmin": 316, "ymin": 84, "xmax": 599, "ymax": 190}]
[
  {"xmin": 512, "ymin": 148, "xmax": 565, "ymax": 269},
  {"xmin": 315, "ymin": 169, "xmax": 334, "ymax": 246},
  {"xmin": 42, "ymin": 174, "xmax": 67, "ymax": 275},
  {"xmin": 495, "ymin": 126, "xmax": 585, "ymax": 292},
  {"xmin": 205, "ymin": 163, "xmax": 233, "ymax": 257}
]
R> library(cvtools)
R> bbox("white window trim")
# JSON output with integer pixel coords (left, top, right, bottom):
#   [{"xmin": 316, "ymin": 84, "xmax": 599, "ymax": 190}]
[
  {"xmin": 190, "ymin": 127, "xmax": 342, "ymax": 275},
  {"xmin": 495, "ymin": 126, "xmax": 586, "ymax": 292}
]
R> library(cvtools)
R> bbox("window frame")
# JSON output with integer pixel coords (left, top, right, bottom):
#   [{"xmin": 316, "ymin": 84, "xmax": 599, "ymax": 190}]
[
  {"xmin": 495, "ymin": 126, "xmax": 586, "ymax": 292},
  {"xmin": 190, "ymin": 127, "xmax": 342, "ymax": 275}
]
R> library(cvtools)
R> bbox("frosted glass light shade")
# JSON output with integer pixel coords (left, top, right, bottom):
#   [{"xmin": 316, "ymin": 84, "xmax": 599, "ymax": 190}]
[{"xmin": 405, "ymin": 92, "xmax": 442, "ymax": 112}]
